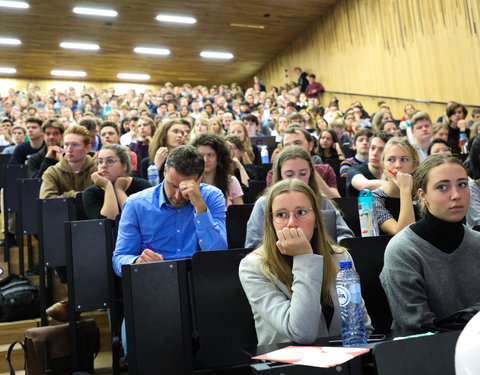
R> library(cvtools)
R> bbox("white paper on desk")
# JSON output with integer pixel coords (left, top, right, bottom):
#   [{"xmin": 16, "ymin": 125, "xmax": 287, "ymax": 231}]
[{"xmin": 252, "ymin": 346, "xmax": 370, "ymax": 368}]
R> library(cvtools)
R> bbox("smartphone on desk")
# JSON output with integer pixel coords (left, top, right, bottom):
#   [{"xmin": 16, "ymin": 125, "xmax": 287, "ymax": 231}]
[{"xmin": 329, "ymin": 334, "xmax": 387, "ymax": 344}]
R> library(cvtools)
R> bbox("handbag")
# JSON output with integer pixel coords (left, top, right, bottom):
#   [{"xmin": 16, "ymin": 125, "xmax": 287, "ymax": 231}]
[
  {"xmin": 0, "ymin": 274, "xmax": 40, "ymax": 322},
  {"xmin": 5, "ymin": 319, "xmax": 100, "ymax": 375}
]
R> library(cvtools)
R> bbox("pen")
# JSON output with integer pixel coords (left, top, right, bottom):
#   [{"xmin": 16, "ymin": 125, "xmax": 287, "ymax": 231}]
[
  {"xmin": 144, "ymin": 242, "xmax": 154, "ymax": 250},
  {"xmin": 388, "ymin": 169, "xmax": 397, "ymax": 177}
]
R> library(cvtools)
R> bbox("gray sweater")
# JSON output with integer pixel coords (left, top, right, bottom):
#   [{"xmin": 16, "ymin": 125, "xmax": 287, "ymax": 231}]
[
  {"xmin": 239, "ymin": 247, "xmax": 372, "ymax": 345},
  {"xmin": 244, "ymin": 196, "xmax": 354, "ymax": 249},
  {"xmin": 380, "ymin": 225, "xmax": 480, "ymax": 333}
]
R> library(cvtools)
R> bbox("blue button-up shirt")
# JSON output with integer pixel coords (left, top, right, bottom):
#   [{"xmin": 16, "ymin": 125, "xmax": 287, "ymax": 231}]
[{"xmin": 113, "ymin": 181, "xmax": 227, "ymax": 276}]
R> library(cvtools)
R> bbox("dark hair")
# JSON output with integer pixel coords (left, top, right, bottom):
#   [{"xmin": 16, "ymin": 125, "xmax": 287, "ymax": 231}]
[
  {"xmin": 100, "ymin": 121, "xmax": 120, "ymax": 136},
  {"xmin": 241, "ymin": 113, "xmax": 258, "ymax": 125},
  {"xmin": 467, "ymin": 136, "xmax": 480, "ymax": 179},
  {"xmin": 25, "ymin": 117, "xmax": 43, "ymax": 127},
  {"xmin": 224, "ymin": 135, "xmax": 245, "ymax": 152},
  {"xmin": 354, "ymin": 128, "xmax": 373, "ymax": 142},
  {"xmin": 316, "ymin": 128, "xmax": 339, "ymax": 157},
  {"xmin": 428, "ymin": 138, "xmax": 450, "ymax": 156},
  {"xmin": 371, "ymin": 131, "xmax": 393, "ymax": 146},
  {"xmin": 378, "ymin": 120, "xmax": 398, "ymax": 133},
  {"xmin": 191, "ymin": 133, "xmax": 233, "ymax": 198},
  {"xmin": 165, "ymin": 145, "xmax": 205, "ymax": 177},
  {"xmin": 283, "ymin": 125, "xmax": 314, "ymax": 145},
  {"xmin": 446, "ymin": 102, "xmax": 468, "ymax": 119},
  {"xmin": 78, "ymin": 118, "xmax": 97, "ymax": 131},
  {"xmin": 308, "ymin": 74, "xmax": 316, "ymax": 79}
]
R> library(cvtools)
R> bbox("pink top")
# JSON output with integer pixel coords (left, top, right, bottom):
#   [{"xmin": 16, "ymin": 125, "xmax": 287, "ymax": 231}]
[{"xmin": 225, "ymin": 175, "xmax": 243, "ymax": 208}]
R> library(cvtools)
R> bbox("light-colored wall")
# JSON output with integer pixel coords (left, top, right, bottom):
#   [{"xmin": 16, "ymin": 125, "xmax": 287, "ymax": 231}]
[
  {"xmin": 257, "ymin": 0, "xmax": 480, "ymax": 120},
  {"xmin": 0, "ymin": 78, "xmax": 161, "ymax": 97}
]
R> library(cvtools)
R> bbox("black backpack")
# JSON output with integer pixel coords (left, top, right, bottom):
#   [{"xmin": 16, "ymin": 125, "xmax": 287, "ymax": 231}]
[{"xmin": 0, "ymin": 274, "xmax": 40, "ymax": 322}]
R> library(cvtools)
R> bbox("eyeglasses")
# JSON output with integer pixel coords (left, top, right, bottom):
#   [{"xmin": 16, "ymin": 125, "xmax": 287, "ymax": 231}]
[
  {"xmin": 96, "ymin": 157, "xmax": 119, "ymax": 166},
  {"xmin": 272, "ymin": 207, "xmax": 314, "ymax": 224}
]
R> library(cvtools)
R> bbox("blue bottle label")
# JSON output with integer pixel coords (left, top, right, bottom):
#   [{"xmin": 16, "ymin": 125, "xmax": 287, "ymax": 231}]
[{"xmin": 336, "ymin": 285, "xmax": 351, "ymax": 306}]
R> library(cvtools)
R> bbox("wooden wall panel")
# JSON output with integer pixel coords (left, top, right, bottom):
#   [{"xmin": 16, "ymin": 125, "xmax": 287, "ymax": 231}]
[{"xmin": 258, "ymin": 0, "xmax": 480, "ymax": 119}]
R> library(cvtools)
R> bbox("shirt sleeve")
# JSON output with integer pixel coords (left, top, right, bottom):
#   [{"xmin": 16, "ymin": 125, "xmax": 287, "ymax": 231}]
[
  {"xmin": 239, "ymin": 253, "xmax": 325, "ymax": 344},
  {"xmin": 193, "ymin": 186, "xmax": 228, "ymax": 251},
  {"xmin": 317, "ymin": 165, "xmax": 337, "ymax": 188},
  {"xmin": 228, "ymin": 176, "xmax": 243, "ymax": 200},
  {"xmin": 373, "ymin": 190, "xmax": 393, "ymax": 225},
  {"xmin": 321, "ymin": 198, "xmax": 354, "ymax": 242},
  {"xmin": 39, "ymin": 168, "xmax": 62, "ymax": 198},
  {"xmin": 112, "ymin": 198, "xmax": 142, "ymax": 276},
  {"xmin": 82, "ymin": 185, "xmax": 105, "ymax": 220},
  {"xmin": 245, "ymin": 197, "xmax": 266, "ymax": 248}
]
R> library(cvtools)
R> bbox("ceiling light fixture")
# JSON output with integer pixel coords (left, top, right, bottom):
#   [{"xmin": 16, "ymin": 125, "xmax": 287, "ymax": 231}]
[
  {"xmin": 156, "ymin": 14, "xmax": 196, "ymax": 24},
  {"xmin": 0, "ymin": 67, "xmax": 16, "ymax": 74},
  {"xmin": 133, "ymin": 46, "xmax": 170, "ymax": 56},
  {"xmin": 0, "ymin": 37, "xmax": 21, "ymax": 45},
  {"xmin": 230, "ymin": 23, "xmax": 265, "ymax": 29},
  {"xmin": 60, "ymin": 42, "xmax": 100, "ymax": 51},
  {"xmin": 0, "ymin": 1, "xmax": 29, "ymax": 9},
  {"xmin": 51, "ymin": 69, "xmax": 87, "ymax": 77},
  {"xmin": 73, "ymin": 7, "xmax": 117, "ymax": 17},
  {"xmin": 200, "ymin": 51, "xmax": 234, "ymax": 59},
  {"xmin": 117, "ymin": 73, "xmax": 150, "ymax": 80}
]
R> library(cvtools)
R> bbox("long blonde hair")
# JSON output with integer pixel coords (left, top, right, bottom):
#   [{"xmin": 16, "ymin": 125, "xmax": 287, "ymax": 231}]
[
  {"xmin": 260, "ymin": 179, "xmax": 343, "ymax": 306},
  {"xmin": 229, "ymin": 120, "xmax": 254, "ymax": 162}
]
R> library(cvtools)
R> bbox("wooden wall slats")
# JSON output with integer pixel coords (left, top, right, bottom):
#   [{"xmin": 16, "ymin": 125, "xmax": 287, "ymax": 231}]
[{"xmin": 258, "ymin": 0, "xmax": 480, "ymax": 118}]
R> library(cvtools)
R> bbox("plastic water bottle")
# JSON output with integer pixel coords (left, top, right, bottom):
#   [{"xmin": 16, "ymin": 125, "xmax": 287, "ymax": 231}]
[
  {"xmin": 260, "ymin": 145, "xmax": 269, "ymax": 164},
  {"xmin": 147, "ymin": 162, "xmax": 159, "ymax": 186},
  {"xmin": 460, "ymin": 132, "xmax": 468, "ymax": 154},
  {"xmin": 336, "ymin": 261, "xmax": 367, "ymax": 346},
  {"xmin": 358, "ymin": 189, "xmax": 379, "ymax": 237}
]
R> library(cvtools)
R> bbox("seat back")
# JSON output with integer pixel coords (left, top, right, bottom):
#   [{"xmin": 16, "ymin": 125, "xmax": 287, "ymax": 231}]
[
  {"xmin": 340, "ymin": 235, "xmax": 394, "ymax": 332},
  {"xmin": 191, "ymin": 249, "xmax": 257, "ymax": 369},
  {"xmin": 19, "ymin": 178, "xmax": 42, "ymax": 235},
  {"xmin": 333, "ymin": 197, "xmax": 361, "ymax": 237},
  {"xmin": 247, "ymin": 180, "xmax": 267, "ymax": 204},
  {"xmin": 226, "ymin": 204, "xmax": 254, "ymax": 249}
]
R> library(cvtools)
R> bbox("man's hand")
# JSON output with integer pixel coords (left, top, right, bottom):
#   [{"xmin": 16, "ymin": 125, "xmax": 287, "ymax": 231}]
[
  {"xmin": 135, "ymin": 249, "xmax": 164, "ymax": 263},
  {"xmin": 91, "ymin": 172, "xmax": 111, "ymax": 188},
  {"xmin": 276, "ymin": 227, "xmax": 313, "ymax": 256},
  {"xmin": 45, "ymin": 145, "xmax": 63, "ymax": 161},
  {"xmin": 180, "ymin": 178, "xmax": 207, "ymax": 214},
  {"xmin": 114, "ymin": 176, "xmax": 130, "ymax": 192}
]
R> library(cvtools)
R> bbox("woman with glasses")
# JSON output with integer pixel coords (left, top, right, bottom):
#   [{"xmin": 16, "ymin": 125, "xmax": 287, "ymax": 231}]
[
  {"xmin": 192, "ymin": 133, "xmax": 243, "ymax": 207},
  {"xmin": 245, "ymin": 146, "xmax": 353, "ymax": 249},
  {"xmin": 239, "ymin": 179, "xmax": 371, "ymax": 345},
  {"xmin": 83, "ymin": 144, "xmax": 150, "ymax": 219}
]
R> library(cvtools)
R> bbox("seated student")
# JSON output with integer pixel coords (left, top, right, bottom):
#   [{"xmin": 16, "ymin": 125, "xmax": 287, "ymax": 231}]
[
  {"xmin": 316, "ymin": 128, "xmax": 346, "ymax": 164},
  {"xmin": 245, "ymin": 146, "xmax": 354, "ymax": 249},
  {"xmin": 140, "ymin": 119, "xmax": 185, "ymax": 180},
  {"xmin": 83, "ymin": 144, "xmax": 150, "ymax": 219},
  {"xmin": 339, "ymin": 128, "xmax": 373, "ymax": 177},
  {"xmin": 2, "ymin": 125, "xmax": 26, "ymax": 154},
  {"xmin": 372, "ymin": 137, "xmax": 419, "ymax": 235},
  {"xmin": 380, "ymin": 154, "xmax": 480, "ymax": 334},
  {"xmin": 346, "ymin": 132, "xmax": 392, "ymax": 197},
  {"xmin": 330, "ymin": 113, "xmax": 354, "ymax": 158},
  {"xmin": 228, "ymin": 120, "xmax": 261, "ymax": 165},
  {"xmin": 191, "ymin": 117, "xmax": 212, "ymax": 141},
  {"xmin": 428, "ymin": 139, "xmax": 452, "ymax": 156},
  {"xmin": 410, "ymin": 111, "xmax": 434, "ymax": 162},
  {"xmin": 225, "ymin": 135, "xmax": 257, "ymax": 187},
  {"xmin": 129, "ymin": 117, "xmax": 156, "ymax": 161},
  {"xmin": 466, "ymin": 136, "xmax": 480, "ymax": 227},
  {"xmin": 192, "ymin": 133, "xmax": 243, "ymax": 208},
  {"xmin": 378, "ymin": 120, "xmax": 400, "ymax": 137},
  {"xmin": 239, "ymin": 179, "xmax": 372, "ymax": 345},
  {"xmin": 242, "ymin": 113, "xmax": 264, "ymax": 137},
  {"xmin": 99, "ymin": 121, "xmax": 138, "ymax": 170}
]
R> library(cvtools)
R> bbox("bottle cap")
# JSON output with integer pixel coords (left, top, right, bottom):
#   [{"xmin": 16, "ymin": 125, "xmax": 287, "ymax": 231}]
[{"xmin": 339, "ymin": 261, "xmax": 352, "ymax": 268}]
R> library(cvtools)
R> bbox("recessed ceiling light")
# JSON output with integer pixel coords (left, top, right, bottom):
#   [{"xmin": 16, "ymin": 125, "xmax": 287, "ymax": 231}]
[
  {"xmin": 0, "ymin": 1, "xmax": 29, "ymax": 9},
  {"xmin": 156, "ymin": 14, "xmax": 196, "ymax": 24},
  {"xmin": 60, "ymin": 42, "xmax": 100, "ymax": 51},
  {"xmin": 51, "ymin": 69, "xmax": 87, "ymax": 77},
  {"xmin": 200, "ymin": 51, "xmax": 234, "ymax": 60},
  {"xmin": 117, "ymin": 73, "xmax": 150, "ymax": 80},
  {"xmin": 134, "ymin": 46, "xmax": 170, "ymax": 56},
  {"xmin": 0, "ymin": 67, "xmax": 16, "ymax": 74},
  {"xmin": 230, "ymin": 23, "xmax": 265, "ymax": 29},
  {"xmin": 73, "ymin": 7, "xmax": 117, "ymax": 17},
  {"xmin": 0, "ymin": 37, "xmax": 21, "ymax": 45}
]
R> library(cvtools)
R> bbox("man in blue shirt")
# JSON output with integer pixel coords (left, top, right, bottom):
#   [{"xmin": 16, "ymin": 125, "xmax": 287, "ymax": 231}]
[{"xmin": 113, "ymin": 145, "xmax": 228, "ymax": 276}]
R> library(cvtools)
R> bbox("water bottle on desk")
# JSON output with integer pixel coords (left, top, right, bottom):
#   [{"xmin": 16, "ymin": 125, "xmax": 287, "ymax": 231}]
[
  {"xmin": 147, "ymin": 162, "xmax": 160, "ymax": 186},
  {"xmin": 260, "ymin": 145, "xmax": 269, "ymax": 164},
  {"xmin": 358, "ymin": 189, "xmax": 379, "ymax": 237},
  {"xmin": 459, "ymin": 132, "xmax": 468, "ymax": 154},
  {"xmin": 336, "ymin": 261, "xmax": 367, "ymax": 346}
]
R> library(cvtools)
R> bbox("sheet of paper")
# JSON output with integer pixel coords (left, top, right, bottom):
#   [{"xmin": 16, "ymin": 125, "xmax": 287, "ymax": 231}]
[{"xmin": 253, "ymin": 345, "xmax": 370, "ymax": 368}]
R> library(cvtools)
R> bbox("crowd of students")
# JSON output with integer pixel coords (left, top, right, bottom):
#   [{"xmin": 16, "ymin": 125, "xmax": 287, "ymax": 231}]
[{"xmin": 1, "ymin": 76, "xmax": 479, "ymax": 369}]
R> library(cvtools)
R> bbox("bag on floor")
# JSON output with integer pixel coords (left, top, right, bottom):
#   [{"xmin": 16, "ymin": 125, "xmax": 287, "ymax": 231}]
[
  {"xmin": 5, "ymin": 319, "xmax": 100, "ymax": 375},
  {"xmin": 0, "ymin": 273, "xmax": 40, "ymax": 322}
]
